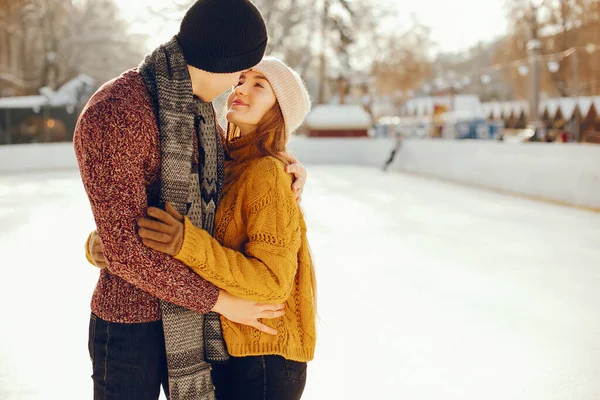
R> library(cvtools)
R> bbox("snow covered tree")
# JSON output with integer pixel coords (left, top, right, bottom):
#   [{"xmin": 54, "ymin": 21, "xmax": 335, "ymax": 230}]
[{"xmin": 0, "ymin": 0, "xmax": 147, "ymax": 95}]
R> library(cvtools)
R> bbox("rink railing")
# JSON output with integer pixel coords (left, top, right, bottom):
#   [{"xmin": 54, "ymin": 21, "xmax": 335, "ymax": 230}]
[
  {"xmin": 393, "ymin": 139, "xmax": 600, "ymax": 211},
  {"xmin": 1, "ymin": 138, "xmax": 599, "ymax": 210}
]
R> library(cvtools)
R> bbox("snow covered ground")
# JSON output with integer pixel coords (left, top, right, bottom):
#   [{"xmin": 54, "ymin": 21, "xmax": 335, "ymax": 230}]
[{"xmin": 1, "ymin": 166, "xmax": 599, "ymax": 400}]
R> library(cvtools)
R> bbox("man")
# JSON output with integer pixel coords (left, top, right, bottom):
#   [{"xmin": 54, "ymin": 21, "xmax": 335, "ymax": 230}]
[{"xmin": 74, "ymin": 1, "xmax": 307, "ymax": 399}]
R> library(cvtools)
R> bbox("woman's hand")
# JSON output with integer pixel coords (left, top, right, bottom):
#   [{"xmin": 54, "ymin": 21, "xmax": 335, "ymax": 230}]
[
  {"xmin": 212, "ymin": 290, "xmax": 285, "ymax": 336},
  {"xmin": 88, "ymin": 231, "xmax": 108, "ymax": 269},
  {"xmin": 138, "ymin": 202, "xmax": 185, "ymax": 256},
  {"xmin": 279, "ymin": 151, "xmax": 306, "ymax": 203}
]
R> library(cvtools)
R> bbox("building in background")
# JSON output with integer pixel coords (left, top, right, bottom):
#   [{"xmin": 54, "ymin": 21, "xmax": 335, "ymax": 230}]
[
  {"xmin": 0, "ymin": 74, "xmax": 94, "ymax": 145},
  {"xmin": 304, "ymin": 104, "xmax": 371, "ymax": 138}
]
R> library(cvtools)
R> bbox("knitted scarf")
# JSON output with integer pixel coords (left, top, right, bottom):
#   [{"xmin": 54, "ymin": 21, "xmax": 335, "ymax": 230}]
[{"xmin": 139, "ymin": 37, "xmax": 228, "ymax": 400}]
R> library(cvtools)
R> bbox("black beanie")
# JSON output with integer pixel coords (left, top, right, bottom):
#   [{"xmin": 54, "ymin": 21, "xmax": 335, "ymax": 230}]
[{"xmin": 177, "ymin": 0, "xmax": 268, "ymax": 74}]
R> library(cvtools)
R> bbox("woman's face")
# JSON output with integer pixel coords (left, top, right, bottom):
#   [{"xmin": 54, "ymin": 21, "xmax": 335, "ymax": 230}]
[{"xmin": 226, "ymin": 70, "xmax": 277, "ymax": 134}]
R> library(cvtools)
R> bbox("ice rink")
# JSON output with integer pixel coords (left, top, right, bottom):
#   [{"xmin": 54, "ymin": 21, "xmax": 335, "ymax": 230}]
[{"xmin": 1, "ymin": 166, "xmax": 599, "ymax": 399}]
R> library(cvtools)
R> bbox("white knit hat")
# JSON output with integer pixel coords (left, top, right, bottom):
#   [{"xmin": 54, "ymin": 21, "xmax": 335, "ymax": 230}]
[{"xmin": 251, "ymin": 57, "xmax": 311, "ymax": 139}]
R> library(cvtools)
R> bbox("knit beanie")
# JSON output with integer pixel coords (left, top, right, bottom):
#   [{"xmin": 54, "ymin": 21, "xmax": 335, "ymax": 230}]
[
  {"xmin": 177, "ymin": 0, "xmax": 268, "ymax": 73},
  {"xmin": 251, "ymin": 57, "xmax": 311, "ymax": 138}
]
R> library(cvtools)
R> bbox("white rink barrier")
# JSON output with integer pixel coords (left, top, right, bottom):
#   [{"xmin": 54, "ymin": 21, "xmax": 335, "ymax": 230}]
[
  {"xmin": 0, "ymin": 138, "xmax": 396, "ymax": 173},
  {"xmin": 0, "ymin": 143, "xmax": 78, "ymax": 173},
  {"xmin": 393, "ymin": 139, "xmax": 600, "ymax": 210},
  {"xmin": 1, "ymin": 138, "xmax": 599, "ymax": 209},
  {"xmin": 287, "ymin": 137, "xmax": 394, "ymax": 166}
]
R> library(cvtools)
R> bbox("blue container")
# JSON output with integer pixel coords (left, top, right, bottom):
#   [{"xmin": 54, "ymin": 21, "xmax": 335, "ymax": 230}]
[
  {"xmin": 488, "ymin": 120, "xmax": 505, "ymax": 139},
  {"xmin": 455, "ymin": 119, "xmax": 485, "ymax": 139},
  {"xmin": 456, "ymin": 121, "xmax": 471, "ymax": 139}
]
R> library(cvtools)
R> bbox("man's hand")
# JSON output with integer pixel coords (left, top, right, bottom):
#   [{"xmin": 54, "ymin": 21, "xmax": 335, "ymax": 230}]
[
  {"xmin": 279, "ymin": 151, "xmax": 306, "ymax": 203},
  {"xmin": 138, "ymin": 202, "xmax": 185, "ymax": 256},
  {"xmin": 88, "ymin": 231, "xmax": 108, "ymax": 269},
  {"xmin": 212, "ymin": 290, "xmax": 285, "ymax": 336}
]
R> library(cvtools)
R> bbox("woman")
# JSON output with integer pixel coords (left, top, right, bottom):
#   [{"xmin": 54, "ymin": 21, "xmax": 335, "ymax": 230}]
[{"xmin": 87, "ymin": 57, "xmax": 317, "ymax": 400}]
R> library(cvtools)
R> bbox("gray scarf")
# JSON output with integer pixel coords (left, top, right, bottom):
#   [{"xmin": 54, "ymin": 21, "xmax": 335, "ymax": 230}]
[{"xmin": 139, "ymin": 37, "xmax": 228, "ymax": 400}]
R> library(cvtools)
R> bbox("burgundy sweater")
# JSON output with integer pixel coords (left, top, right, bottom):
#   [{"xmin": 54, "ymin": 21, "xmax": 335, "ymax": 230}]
[{"xmin": 74, "ymin": 70, "xmax": 219, "ymax": 323}]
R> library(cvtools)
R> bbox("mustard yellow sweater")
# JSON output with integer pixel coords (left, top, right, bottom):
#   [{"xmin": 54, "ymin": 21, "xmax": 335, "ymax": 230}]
[{"xmin": 179, "ymin": 132, "xmax": 315, "ymax": 362}]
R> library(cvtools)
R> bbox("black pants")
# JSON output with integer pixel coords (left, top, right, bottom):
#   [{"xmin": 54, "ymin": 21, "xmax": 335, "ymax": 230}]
[
  {"xmin": 211, "ymin": 355, "xmax": 307, "ymax": 400},
  {"xmin": 88, "ymin": 314, "xmax": 169, "ymax": 400}
]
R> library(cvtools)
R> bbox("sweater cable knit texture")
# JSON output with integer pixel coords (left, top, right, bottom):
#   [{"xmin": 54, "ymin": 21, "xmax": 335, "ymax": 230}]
[{"xmin": 174, "ymin": 130, "xmax": 316, "ymax": 362}]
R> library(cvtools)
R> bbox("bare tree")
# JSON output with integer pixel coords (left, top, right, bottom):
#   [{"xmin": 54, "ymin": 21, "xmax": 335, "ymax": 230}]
[
  {"xmin": 369, "ymin": 16, "xmax": 433, "ymax": 96},
  {"xmin": 0, "ymin": 0, "xmax": 147, "ymax": 95},
  {"xmin": 60, "ymin": 0, "xmax": 147, "ymax": 87},
  {"xmin": 0, "ymin": 0, "xmax": 48, "ymax": 94},
  {"xmin": 495, "ymin": 0, "xmax": 599, "ymax": 98}
]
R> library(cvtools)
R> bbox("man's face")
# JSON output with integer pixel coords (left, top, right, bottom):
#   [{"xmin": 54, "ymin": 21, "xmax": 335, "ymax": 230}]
[
  {"xmin": 209, "ymin": 71, "xmax": 244, "ymax": 99},
  {"xmin": 187, "ymin": 65, "xmax": 243, "ymax": 102}
]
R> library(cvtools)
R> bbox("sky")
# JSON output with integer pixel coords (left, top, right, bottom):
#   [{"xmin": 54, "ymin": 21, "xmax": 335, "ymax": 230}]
[
  {"xmin": 116, "ymin": 0, "xmax": 509, "ymax": 55},
  {"xmin": 385, "ymin": 0, "xmax": 509, "ymax": 53}
]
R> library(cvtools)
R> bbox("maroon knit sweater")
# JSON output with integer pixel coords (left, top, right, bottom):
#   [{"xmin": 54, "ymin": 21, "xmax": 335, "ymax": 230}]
[{"xmin": 74, "ymin": 70, "xmax": 219, "ymax": 323}]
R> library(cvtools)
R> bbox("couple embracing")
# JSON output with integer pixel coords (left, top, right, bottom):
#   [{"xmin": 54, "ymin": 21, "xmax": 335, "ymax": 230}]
[{"xmin": 74, "ymin": 1, "xmax": 317, "ymax": 399}]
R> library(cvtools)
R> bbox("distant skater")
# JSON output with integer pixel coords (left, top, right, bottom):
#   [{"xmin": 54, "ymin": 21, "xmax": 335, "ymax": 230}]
[{"xmin": 382, "ymin": 131, "xmax": 403, "ymax": 172}]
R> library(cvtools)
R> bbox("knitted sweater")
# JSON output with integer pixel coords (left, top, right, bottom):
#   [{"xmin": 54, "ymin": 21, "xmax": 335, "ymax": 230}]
[
  {"xmin": 174, "ymin": 131, "xmax": 316, "ymax": 362},
  {"xmin": 74, "ymin": 69, "xmax": 219, "ymax": 323}
]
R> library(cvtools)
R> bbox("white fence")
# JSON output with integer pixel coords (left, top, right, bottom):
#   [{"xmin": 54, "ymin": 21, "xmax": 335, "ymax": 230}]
[
  {"xmin": 393, "ymin": 139, "xmax": 600, "ymax": 210},
  {"xmin": 0, "ymin": 143, "xmax": 77, "ymax": 173},
  {"xmin": 1, "ymin": 138, "xmax": 599, "ymax": 209},
  {"xmin": 288, "ymin": 137, "xmax": 393, "ymax": 166}
]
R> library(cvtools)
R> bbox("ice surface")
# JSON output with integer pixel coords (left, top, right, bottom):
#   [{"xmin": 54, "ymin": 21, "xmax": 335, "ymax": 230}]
[{"xmin": 1, "ymin": 166, "xmax": 599, "ymax": 400}]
